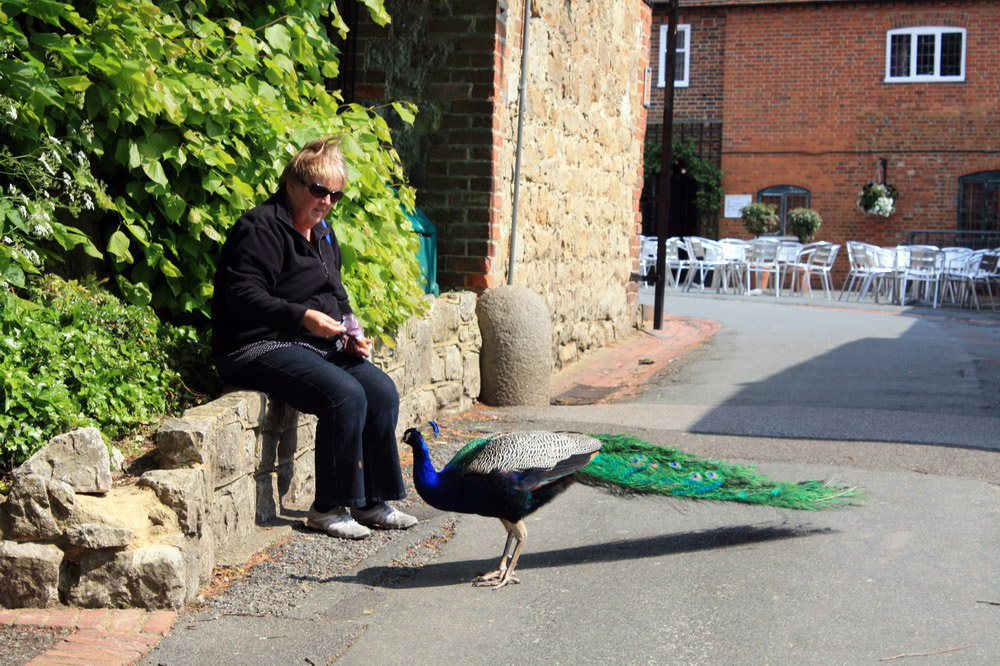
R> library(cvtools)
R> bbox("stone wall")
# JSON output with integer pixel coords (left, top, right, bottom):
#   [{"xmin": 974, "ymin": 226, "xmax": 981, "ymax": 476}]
[{"xmin": 0, "ymin": 293, "xmax": 480, "ymax": 610}]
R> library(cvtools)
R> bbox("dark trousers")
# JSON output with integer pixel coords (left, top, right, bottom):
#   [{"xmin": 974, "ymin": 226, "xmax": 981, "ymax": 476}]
[{"xmin": 226, "ymin": 345, "xmax": 405, "ymax": 508}]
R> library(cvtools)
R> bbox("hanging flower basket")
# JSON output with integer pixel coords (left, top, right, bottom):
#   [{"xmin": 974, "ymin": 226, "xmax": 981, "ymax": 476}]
[{"xmin": 858, "ymin": 182, "xmax": 899, "ymax": 217}]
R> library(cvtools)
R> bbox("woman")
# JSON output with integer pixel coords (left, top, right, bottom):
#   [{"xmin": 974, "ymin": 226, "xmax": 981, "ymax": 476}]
[{"xmin": 211, "ymin": 136, "xmax": 416, "ymax": 539}]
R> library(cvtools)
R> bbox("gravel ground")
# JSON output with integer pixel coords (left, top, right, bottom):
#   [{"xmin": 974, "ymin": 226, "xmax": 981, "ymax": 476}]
[
  {"xmin": 183, "ymin": 418, "xmax": 500, "ymax": 619},
  {"xmin": 0, "ymin": 625, "xmax": 69, "ymax": 666}
]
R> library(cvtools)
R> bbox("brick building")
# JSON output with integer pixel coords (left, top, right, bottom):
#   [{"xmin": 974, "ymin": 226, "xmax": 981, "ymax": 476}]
[
  {"xmin": 647, "ymin": 0, "xmax": 1000, "ymax": 255},
  {"xmin": 338, "ymin": 0, "xmax": 652, "ymax": 368}
]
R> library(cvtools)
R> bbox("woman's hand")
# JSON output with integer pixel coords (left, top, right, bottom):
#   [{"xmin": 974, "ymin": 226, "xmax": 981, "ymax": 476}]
[
  {"xmin": 301, "ymin": 309, "xmax": 347, "ymax": 338},
  {"xmin": 346, "ymin": 336, "xmax": 373, "ymax": 359}
]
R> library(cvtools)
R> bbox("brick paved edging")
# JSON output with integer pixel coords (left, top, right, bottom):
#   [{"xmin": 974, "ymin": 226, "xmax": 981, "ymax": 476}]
[
  {"xmin": 0, "ymin": 608, "xmax": 175, "ymax": 665},
  {"xmin": 550, "ymin": 315, "xmax": 721, "ymax": 402}
]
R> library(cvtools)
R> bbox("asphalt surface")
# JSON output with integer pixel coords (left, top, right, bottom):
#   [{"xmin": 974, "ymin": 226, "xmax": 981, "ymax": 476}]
[{"xmin": 142, "ymin": 292, "xmax": 1000, "ymax": 665}]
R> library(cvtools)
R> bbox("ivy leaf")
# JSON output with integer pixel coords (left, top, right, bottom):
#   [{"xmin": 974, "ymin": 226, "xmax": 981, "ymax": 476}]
[
  {"xmin": 264, "ymin": 23, "xmax": 292, "ymax": 52},
  {"xmin": 116, "ymin": 275, "xmax": 152, "ymax": 306},
  {"xmin": 107, "ymin": 230, "xmax": 133, "ymax": 263},
  {"xmin": 55, "ymin": 75, "xmax": 92, "ymax": 92},
  {"xmin": 159, "ymin": 257, "xmax": 183, "ymax": 279},
  {"xmin": 391, "ymin": 102, "xmax": 416, "ymax": 125}
]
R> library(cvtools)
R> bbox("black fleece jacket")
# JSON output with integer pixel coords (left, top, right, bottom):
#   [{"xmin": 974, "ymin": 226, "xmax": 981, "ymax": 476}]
[{"xmin": 210, "ymin": 190, "xmax": 354, "ymax": 358}]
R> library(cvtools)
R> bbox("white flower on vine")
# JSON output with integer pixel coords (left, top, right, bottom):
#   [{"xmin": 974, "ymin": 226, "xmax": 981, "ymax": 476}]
[
  {"xmin": 5, "ymin": 104, "xmax": 15, "ymax": 121},
  {"xmin": 62, "ymin": 171, "xmax": 73, "ymax": 188},
  {"xmin": 82, "ymin": 193, "xmax": 95, "ymax": 210},
  {"xmin": 1, "ymin": 236, "xmax": 12, "ymax": 245},
  {"xmin": 76, "ymin": 151, "xmax": 88, "ymax": 166},
  {"xmin": 38, "ymin": 153, "xmax": 56, "ymax": 176},
  {"xmin": 31, "ymin": 221, "xmax": 53, "ymax": 239}
]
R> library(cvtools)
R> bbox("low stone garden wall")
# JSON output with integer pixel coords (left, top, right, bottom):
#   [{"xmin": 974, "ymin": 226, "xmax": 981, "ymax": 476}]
[{"xmin": 0, "ymin": 292, "xmax": 480, "ymax": 610}]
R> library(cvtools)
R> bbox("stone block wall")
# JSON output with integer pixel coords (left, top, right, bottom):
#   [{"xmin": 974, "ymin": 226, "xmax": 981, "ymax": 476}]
[{"xmin": 0, "ymin": 292, "xmax": 480, "ymax": 610}]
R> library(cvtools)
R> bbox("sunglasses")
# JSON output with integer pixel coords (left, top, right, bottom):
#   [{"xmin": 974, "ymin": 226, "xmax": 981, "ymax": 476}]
[{"xmin": 301, "ymin": 180, "xmax": 344, "ymax": 203}]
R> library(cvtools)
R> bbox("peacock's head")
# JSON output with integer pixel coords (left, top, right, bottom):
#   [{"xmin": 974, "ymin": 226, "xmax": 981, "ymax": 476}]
[{"xmin": 403, "ymin": 421, "xmax": 439, "ymax": 448}]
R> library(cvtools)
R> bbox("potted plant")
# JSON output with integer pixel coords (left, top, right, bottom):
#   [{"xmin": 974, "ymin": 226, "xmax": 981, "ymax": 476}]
[
  {"xmin": 741, "ymin": 202, "xmax": 779, "ymax": 237},
  {"xmin": 858, "ymin": 183, "xmax": 899, "ymax": 217},
  {"xmin": 787, "ymin": 207, "xmax": 823, "ymax": 243}
]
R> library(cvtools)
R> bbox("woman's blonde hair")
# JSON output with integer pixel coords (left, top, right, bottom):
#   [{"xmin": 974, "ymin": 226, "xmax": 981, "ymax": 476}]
[{"xmin": 280, "ymin": 136, "xmax": 347, "ymax": 189}]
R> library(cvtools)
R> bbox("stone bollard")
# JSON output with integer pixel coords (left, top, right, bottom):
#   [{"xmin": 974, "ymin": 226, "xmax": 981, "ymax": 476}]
[{"xmin": 476, "ymin": 285, "xmax": 552, "ymax": 406}]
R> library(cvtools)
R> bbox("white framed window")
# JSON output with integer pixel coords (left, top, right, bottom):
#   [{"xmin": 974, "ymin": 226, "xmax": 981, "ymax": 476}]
[
  {"xmin": 885, "ymin": 27, "xmax": 966, "ymax": 82},
  {"xmin": 658, "ymin": 23, "xmax": 690, "ymax": 88}
]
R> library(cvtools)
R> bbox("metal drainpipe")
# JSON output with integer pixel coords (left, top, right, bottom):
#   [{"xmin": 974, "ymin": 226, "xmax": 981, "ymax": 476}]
[{"xmin": 507, "ymin": 1, "xmax": 533, "ymax": 286}]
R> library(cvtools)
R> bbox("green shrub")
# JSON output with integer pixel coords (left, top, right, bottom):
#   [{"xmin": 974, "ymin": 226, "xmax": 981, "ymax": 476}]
[
  {"xmin": 0, "ymin": 276, "xmax": 220, "ymax": 471},
  {"xmin": 0, "ymin": 0, "xmax": 424, "ymax": 345},
  {"xmin": 741, "ymin": 202, "xmax": 778, "ymax": 237},
  {"xmin": 787, "ymin": 207, "xmax": 823, "ymax": 243}
]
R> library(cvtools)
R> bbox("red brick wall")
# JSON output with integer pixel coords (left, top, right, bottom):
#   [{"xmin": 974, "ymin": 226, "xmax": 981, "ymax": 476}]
[
  {"xmin": 352, "ymin": 1, "xmax": 498, "ymax": 293},
  {"xmin": 650, "ymin": 9, "xmax": 726, "ymax": 123},
  {"xmin": 718, "ymin": 1, "xmax": 1000, "ymax": 251},
  {"xmin": 649, "ymin": 0, "xmax": 1000, "ymax": 267}
]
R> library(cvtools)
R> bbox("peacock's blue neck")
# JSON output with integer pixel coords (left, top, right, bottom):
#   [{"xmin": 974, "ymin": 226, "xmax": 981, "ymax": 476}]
[{"xmin": 410, "ymin": 435, "xmax": 446, "ymax": 502}]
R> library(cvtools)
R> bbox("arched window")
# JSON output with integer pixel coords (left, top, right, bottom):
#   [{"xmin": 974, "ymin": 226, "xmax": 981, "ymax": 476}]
[
  {"xmin": 758, "ymin": 185, "xmax": 810, "ymax": 236},
  {"xmin": 959, "ymin": 172, "xmax": 1000, "ymax": 232}
]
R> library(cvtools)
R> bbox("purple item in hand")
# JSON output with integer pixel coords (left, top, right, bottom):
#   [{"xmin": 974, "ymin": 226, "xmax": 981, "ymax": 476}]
[{"xmin": 343, "ymin": 313, "xmax": 365, "ymax": 339}]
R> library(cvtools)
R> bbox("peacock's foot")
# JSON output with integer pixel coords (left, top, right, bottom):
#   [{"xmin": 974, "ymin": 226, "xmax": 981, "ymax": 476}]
[{"xmin": 472, "ymin": 570, "xmax": 520, "ymax": 589}]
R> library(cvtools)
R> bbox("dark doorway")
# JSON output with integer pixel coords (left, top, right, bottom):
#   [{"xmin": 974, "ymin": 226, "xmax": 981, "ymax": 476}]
[{"xmin": 640, "ymin": 164, "xmax": 698, "ymax": 239}]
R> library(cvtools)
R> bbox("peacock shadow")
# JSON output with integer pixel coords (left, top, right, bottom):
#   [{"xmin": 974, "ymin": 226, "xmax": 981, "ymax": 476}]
[{"xmin": 315, "ymin": 521, "xmax": 834, "ymax": 590}]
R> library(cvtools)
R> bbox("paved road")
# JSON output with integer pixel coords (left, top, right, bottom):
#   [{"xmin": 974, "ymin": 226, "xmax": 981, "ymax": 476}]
[{"xmin": 145, "ymin": 293, "xmax": 1000, "ymax": 665}]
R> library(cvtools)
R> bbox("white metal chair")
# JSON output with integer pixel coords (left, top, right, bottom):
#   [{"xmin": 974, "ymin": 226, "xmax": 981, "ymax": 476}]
[
  {"xmin": 786, "ymin": 242, "xmax": 840, "ymax": 299},
  {"xmin": 683, "ymin": 236, "xmax": 732, "ymax": 293},
  {"xmin": 857, "ymin": 244, "xmax": 899, "ymax": 303},
  {"xmin": 745, "ymin": 237, "xmax": 781, "ymax": 296},
  {"xmin": 775, "ymin": 240, "xmax": 803, "ymax": 296},
  {"xmin": 840, "ymin": 241, "xmax": 870, "ymax": 300},
  {"xmin": 719, "ymin": 239, "xmax": 749, "ymax": 294},
  {"xmin": 942, "ymin": 249, "xmax": 985, "ymax": 309},
  {"xmin": 898, "ymin": 246, "xmax": 945, "ymax": 307}
]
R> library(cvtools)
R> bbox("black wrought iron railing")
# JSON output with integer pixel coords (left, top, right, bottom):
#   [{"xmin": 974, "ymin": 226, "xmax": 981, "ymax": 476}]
[{"xmin": 904, "ymin": 229, "xmax": 1000, "ymax": 250}]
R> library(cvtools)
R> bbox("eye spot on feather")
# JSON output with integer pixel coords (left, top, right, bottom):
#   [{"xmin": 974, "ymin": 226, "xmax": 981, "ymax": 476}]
[
  {"xmin": 689, "ymin": 472, "xmax": 703, "ymax": 481},
  {"xmin": 630, "ymin": 454, "xmax": 648, "ymax": 468},
  {"xmin": 669, "ymin": 461, "xmax": 682, "ymax": 469},
  {"xmin": 706, "ymin": 471, "xmax": 719, "ymax": 480}
]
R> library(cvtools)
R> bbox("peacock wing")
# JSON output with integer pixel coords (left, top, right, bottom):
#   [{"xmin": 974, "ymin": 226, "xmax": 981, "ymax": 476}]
[{"xmin": 448, "ymin": 431, "xmax": 602, "ymax": 484}]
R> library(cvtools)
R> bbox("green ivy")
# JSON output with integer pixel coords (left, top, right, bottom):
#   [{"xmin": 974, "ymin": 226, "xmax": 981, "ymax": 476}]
[
  {"xmin": 0, "ymin": 276, "xmax": 221, "ymax": 471},
  {"xmin": 644, "ymin": 136, "xmax": 723, "ymax": 215},
  {"xmin": 0, "ymin": 0, "xmax": 425, "ymax": 344}
]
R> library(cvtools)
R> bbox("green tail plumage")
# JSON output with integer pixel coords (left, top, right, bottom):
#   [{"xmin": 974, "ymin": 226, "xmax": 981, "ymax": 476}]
[{"xmin": 575, "ymin": 434, "xmax": 863, "ymax": 510}]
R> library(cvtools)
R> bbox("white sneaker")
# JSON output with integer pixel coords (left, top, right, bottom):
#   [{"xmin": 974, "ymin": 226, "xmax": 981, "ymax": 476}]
[
  {"xmin": 350, "ymin": 502, "xmax": 418, "ymax": 529},
  {"xmin": 305, "ymin": 504, "xmax": 371, "ymax": 540}
]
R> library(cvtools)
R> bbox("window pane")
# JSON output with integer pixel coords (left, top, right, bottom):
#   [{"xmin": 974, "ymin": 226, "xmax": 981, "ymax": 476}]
[
  {"xmin": 786, "ymin": 194, "xmax": 809, "ymax": 211},
  {"xmin": 675, "ymin": 30, "xmax": 686, "ymax": 50},
  {"xmin": 916, "ymin": 34, "xmax": 935, "ymax": 75},
  {"xmin": 675, "ymin": 56, "xmax": 685, "ymax": 83},
  {"xmin": 959, "ymin": 182, "xmax": 983, "ymax": 230},
  {"xmin": 940, "ymin": 32, "xmax": 963, "ymax": 76},
  {"xmin": 890, "ymin": 34, "xmax": 910, "ymax": 77},
  {"xmin": 986, "ymin": 184, "xmax": 1000, "ymax": 233}
]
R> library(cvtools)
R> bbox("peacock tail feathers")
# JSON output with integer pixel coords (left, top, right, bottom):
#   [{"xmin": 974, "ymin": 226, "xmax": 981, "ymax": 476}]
[{"xmin": 575, "ymin": 434, "xmax": 863, "ymax": 510}]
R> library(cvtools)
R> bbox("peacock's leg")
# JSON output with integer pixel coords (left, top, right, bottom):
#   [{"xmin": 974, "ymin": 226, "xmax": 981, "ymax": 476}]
[
  {"xmin": 473, "ymin": 519, "xmax": 517, "ymax": 585},
  {"xmin": 473, "ymin": 519, "xmax": 526, "ymax": 589}
]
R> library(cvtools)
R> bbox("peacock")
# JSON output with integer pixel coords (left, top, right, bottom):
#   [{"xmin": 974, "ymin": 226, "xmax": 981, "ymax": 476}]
[{"xmin": 402, "ymin": 423, "xmax": 863, "ymax": 589}]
